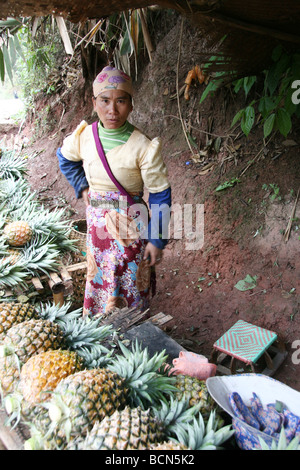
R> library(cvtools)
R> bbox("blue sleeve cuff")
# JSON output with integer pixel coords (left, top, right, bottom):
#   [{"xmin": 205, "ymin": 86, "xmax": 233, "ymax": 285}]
[
  {"xmin": 57, "ymin": 148, "xmax": 89, "ymax": 199},
  {"xmin": 147, "ymin": 187, "xmax": 171, "ymax": 249}
]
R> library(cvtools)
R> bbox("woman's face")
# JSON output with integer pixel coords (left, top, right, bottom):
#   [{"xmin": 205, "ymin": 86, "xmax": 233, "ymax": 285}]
[{"xmin": 93, "ymin": 89, "xmax": 133, "ymax": 129}]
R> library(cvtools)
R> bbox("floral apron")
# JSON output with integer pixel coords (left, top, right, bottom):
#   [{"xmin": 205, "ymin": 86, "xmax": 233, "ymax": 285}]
[{"xmin": 83, "ymin": 190, "xmax": 155, "ymax": 316}]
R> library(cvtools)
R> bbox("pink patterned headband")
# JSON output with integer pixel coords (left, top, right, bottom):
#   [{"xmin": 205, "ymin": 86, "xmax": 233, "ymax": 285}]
[{"xmin": 93, "ymin": 66, "xmax": 133, "ymax": 98}]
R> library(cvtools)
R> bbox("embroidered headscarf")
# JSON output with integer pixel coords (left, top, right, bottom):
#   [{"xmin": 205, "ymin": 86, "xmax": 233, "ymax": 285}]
[{"xmin": 93, "ymin": 66, "xmax": 133, "ymax": 98}]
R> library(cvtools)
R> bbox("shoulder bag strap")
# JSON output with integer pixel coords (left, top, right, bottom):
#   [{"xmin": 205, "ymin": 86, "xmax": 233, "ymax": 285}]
[{"xmin": 92, "ymin": 121, "xmax": 135, "ymax": 206}]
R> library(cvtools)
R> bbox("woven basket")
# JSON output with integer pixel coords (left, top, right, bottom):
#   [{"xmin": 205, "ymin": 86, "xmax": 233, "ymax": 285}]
[{"xmin": 69, "ymin": 219, "xmax": 87, "ymax": 253}]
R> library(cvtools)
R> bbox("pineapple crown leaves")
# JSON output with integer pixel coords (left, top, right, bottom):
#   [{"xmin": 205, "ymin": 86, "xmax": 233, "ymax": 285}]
[
  {"xmin": 0, "ymin": 236, "xmax": 61, "ymax": 287},
  {"xmin": 2, "ymin": 392, "xmax": 23, "ymax": 428},
  {"xmin": 0, "ymin": 256, "xmax": 28, "ymax": 288},
  {"xmin": 17, "ymin": 235, "xmax": 61, "ymax": 276},
  {"xmin": 77, "ymin": 346, "xmax": 114, "ymax": 369},
  {"xmin": 107, "ymin": 339, "xmax": 177, "ymax": 409},
  {"xmin": 41, "ymin": 392, "xmax": 73, "ymax": 442},
  {"xmin": 24, "ymin": 434, "xmax": 44, "ymax": 451},
  {"xmin": 0, "ymin": 148, "xmax": 29, "ymax": 180},
  {"xmin": 171, "ymin": 410, "xmax": 234, "ymax": 450},
  {"xmin": 16, "ymin": 204, "xmax": 71, "ymax": 238},
  {"xmin": 36, "ymin": 302, "xmax": 116, "ymax": 362},
  {"xmin": 153, "ymin": 396, "xmax": 202, "ymax": 436},
  {"xmin": 5, "ymin": 203, "xmax": 77, "ymax": 255},
  {"xmin": 60, "ymin": 315, "xmax": 116, "ymax": 355},
  {"xmin": 36, "ymin": 301, "xmax": 82, "ymax": 326},
  {"xmin": 0, "ymin": 177, "xmax": 37, "ymax": 215},
  {"xmin": 258, "ymin": 426, "xmax": 300, "ymax": 450}
]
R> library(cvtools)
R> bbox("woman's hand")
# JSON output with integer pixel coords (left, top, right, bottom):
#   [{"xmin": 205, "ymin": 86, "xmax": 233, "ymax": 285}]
[
  {"xmin": 82, "ymin": 187, "xmax": 90, "ymax": 207},
  {"xmin": 143, "ymin": 242, "xmax": 163, "ymax": 266}
]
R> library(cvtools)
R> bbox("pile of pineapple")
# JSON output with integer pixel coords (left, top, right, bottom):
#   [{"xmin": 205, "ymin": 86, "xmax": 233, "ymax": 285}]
[
  {"xmin": 0, "ymin": 148, "xmax": 234, "ymax": 450},
  {"xmin": 0, "ymin": 300, "xmax": 234, "ymax": 451},
  {"xmin": 0, "ymin": 148, "xmax": 78, "ymax": 291}
]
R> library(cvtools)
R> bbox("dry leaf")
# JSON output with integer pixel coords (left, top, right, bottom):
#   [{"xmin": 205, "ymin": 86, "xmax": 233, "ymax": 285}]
[{"xmin": 199, "ymin": 162, "xmax": 215, "ymax": 175}]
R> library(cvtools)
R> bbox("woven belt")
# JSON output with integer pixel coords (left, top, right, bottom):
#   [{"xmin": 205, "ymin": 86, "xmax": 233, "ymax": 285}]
[{"xmin": 89, "ymin": 198, "xmax": 121, "ymax": 209}]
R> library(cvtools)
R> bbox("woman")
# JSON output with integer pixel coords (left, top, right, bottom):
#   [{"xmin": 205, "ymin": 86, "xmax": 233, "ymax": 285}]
[{"xmin": 57, "ymin": 66, "xmax": 171, "ymax": 317}]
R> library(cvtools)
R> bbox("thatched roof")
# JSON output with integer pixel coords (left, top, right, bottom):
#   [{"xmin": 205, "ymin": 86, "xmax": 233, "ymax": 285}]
[
  {"xmin": 1, "ymin": 0, "xmax": 299, "ymax": 79},
  {"xmin": 1, "ymin": 0, "xmax": 299, "ymax": 40}
]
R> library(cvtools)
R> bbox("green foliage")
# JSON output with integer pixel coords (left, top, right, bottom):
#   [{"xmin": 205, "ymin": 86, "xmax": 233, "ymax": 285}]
[
  {"xmin": 230, "ymin": 46, "xmax": 300, "ymax": 138},
  {"xmin": 0, "ymin": 17, "xmax": 27, "ymax": 85},
  {"xmin": 15, "ymin": 21, "xmax": 65, "ymax": 106},
  {"xmin": 262, "ymin": 183, "xmax": 281, "ymax": 201},
  {"xmin": 201, "ymin": 44, "xmax": 300, "ymax": 139},
  {"xmin": 215, "ymin": 177, "xmax": 240, "ymax": 192},
  {"xmin": 0, "ymin": 16, "xmax": 70, "ymax": 112}
]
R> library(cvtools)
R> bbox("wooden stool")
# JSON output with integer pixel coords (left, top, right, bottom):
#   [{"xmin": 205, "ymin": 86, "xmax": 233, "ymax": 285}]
[{"xmin": 211, "ymin": 320, "xmax": 285, "ymax": 376}]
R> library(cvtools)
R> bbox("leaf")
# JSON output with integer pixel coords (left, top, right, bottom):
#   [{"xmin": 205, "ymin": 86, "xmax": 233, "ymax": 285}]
[
  {"xmin": 200, "ymin": 79, "xmax": 222, "ymax": 103},
  {"xmin": 263, "ymin": 113, "xmax": 276, "ymax": 138},
  {"xmin": 233, "ymin": 78, "xmax": 243, "ymax": 94},
  {"xmin": 241, "ymin": 105, "xmax": 255, "ymax": 136},
  {"xmin": 215, "ymin": 177, "xmax": 240, "ymax": 191},
  {"xmin": 130, "ymin": 10, "xmax": 140, "ymax": 55},
  {"xmin": 8, "ymin": 36, "xmax": 17, "ymax": 67},
  {"xmin": 0, "ymin": 48, "xmax": 4, "ymax": 83},
  {"xmin": 2, "ymin": 43, "xmax": 13, "ymax": 85},
  {"xmin": 55, "ymin": 17, "xmax": 73, "ymax": 55},
  {"xmin": 119, "ymin": 30, "xmax": 132, "ymax": 56},
  {"xmin": 258, "ymin": 96, "xmax": 276, "ymax": 118},
  {"xmin": 234, "ymin": 274, "xmax": 257, "ymax": 291},
  {"xmin": 243, "ymin": 76, "xmax": 256, "ymax": 96},
  {"xmin": 276, "ymin": 107, "xmax": 292, "ymax": 138},
  {"xmin": 231, "ymin": 108, "xmax": 244, "ymax": 127},
  {"xmin": 12, "ymin": 33, "xmax": 25, "ymax": 62}
]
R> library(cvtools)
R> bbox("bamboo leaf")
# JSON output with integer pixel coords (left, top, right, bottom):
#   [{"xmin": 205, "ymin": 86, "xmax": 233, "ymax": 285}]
[
  {"xmin": 2, "ymin": 44, "xmax": 13, "ymax": 85},
  {"xmin": 55, "ymin": 17, "xmax": 73, "ymax": 55},
  {"xmin": 0, "ymin": 48, "xmax": 5, "ymax": 83},
  {"xmin": 119, "ymin": 30, "xmax": 132, "ymax": 56},
  {"xmin": 12, "ymin": 33, "xmax": 25, "ymax": 62},
  {"xmin": 130, "ymin": 10, "xmax": 139, "ymax": 56},
  {"xmin": 138, "ymin": 9, "xmax": 154, "ymax": 62},
  {"xmin": 8, "ymin": 37, "xmax": 17, "ymax": 67}
]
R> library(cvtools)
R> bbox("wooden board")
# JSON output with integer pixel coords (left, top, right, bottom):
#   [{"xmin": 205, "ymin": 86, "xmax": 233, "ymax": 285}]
[
  {"xmin": 0, "ymin": 410, "xmax": 28, "ymax": 450},
  {"xmin": 124, "ymin": 321, "xmax": 186, "ymax": 363}
]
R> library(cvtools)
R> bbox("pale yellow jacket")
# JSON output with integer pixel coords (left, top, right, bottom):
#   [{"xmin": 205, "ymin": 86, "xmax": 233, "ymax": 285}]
[{"xmin": 61, "ymin": 121, "xmax": 170, "ymax": 194}]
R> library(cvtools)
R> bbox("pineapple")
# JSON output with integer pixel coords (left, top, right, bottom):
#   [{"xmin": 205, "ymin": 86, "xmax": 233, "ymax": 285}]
[
  {"xmin": 19, "ymin": 350, "xmax": 85, "ymax": 404},
  {"xmin": 27, "ymin": 368, "xmax": 127, "ymax": 450},
  {"xmin": 3, "ymin": 220, "xmax": 33, "ymax": 247},
  {"xmin": 78, "ymin": 402, "xmax": 234, "ymax": 451},
  {"xmin": 0, "ymin": 353, "xmax": 21, "ymax": 396},
  {"xmin": 17, "ymin": 342, "xmax": 113, "ymax": 405},
  {"xmin": 0, "ymin": 319, "xmax": 67, "ymax": 365},
  {"xmin": 30, "ymin": 340, "xmax": 177, "ymax": 449},
  {"xmin": 173, "ymin": 374, "xmax": 217, "ymax": 420},
  {"xmin": 79, "ymin": 406, "xmax": 166, "ymax": 450},
  {"xmin": 0, "ymin": 302, "xmax": 38, "ymax": 337},
  {"xmin": 0, "ymin": 319, "xmax": 65, "ymax": 396},
  {"xmin": 76, "ymin": 398, "xmax": 201, "ymax": 450},
  {"xmin": 0, "ymin": 303, "xmax": 114, "ymax": 398},
  {"xmin": 149, "ymin": 441, "xmax": 188, "ymax": 450}
]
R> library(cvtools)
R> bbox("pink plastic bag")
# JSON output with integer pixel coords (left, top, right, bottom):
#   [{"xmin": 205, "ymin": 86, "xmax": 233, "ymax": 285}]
[{"xmin": 170, "ymin": 351, "xmax": 217, "ymax": 380}]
